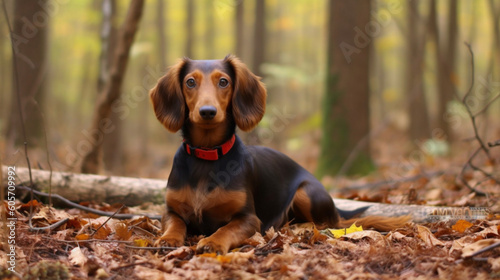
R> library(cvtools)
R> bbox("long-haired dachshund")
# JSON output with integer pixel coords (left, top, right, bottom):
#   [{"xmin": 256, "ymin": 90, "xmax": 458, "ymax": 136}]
[{"xmin": 150, "ymin": 55, "xmax": 410, "ymax": 254}]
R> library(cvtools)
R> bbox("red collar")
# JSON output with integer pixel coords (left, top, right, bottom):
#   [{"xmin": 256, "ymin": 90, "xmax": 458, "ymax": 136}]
[{"xmin": 183, "ymin": 134, "xmax": 236, "ymax": 161}]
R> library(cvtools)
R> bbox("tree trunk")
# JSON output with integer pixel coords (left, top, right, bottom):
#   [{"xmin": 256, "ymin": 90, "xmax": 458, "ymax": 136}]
[
  {"xmin": 430, "ymin": 0, "xmax": 457, "ymax": 140},
  {"xmin": 252, "ymin": 0, "xmax": 266, "ymax": 77},
  {"xmin": 157, "ymin": 0, "xmax": 168, "ymax": 71},
  {"xmin": 5, "ymin": 0, "xmax": 49, "ymax": 149},
  {"xmin": 97, "ymin": 0, "xmax": 124, "ymax": 174},
  {"xmin": 234, "ymin": 0, "xmax": 245, "ymax": 58},
  {"xmin": 407, "ymin": 0, "xmax": 430, "ymax": 141},
  {"xmin": 185, "ymin": 0, "xmax": 195, "ymax": 58},
  {"xmin": 80, "ymin": 0, "xmax": 145, "ymax": 174},
  {"xmin": 318, "ymin": 0, "xmax": 374, "ymax": 177}
]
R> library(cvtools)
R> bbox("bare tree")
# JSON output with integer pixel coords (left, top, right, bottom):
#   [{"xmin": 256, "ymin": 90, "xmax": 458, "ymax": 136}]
[
  {"xmin": 80, "ymin": 0, "xmax": 145, "ymax": 174},
  {"xmin": 96, "ymin": 0, "xmax": 125, "ymax": 174}
]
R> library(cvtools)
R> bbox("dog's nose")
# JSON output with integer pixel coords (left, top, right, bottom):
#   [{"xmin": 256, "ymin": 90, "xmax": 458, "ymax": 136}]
[{"xmin": 199, "ymin": 106, "xmax": 217, "ymax": 120}]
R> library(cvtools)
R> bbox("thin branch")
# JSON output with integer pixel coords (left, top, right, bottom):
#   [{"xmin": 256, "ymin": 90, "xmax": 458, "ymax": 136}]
[
  {"xmin": 469, "ymin": 162, "xmax": 500, "ymax": 185},
  {"xmin": 42, "ymin": 236, "xmax": 133, "ymax": 244},
  {"xmin": 28, "ymin": 218, "xmax": 69, "ymax": 232},
  {"xmin": 455, "ymin": 43, "xmax": 499, "ymax": 197},
  {"xmin": 462, "ymin": 43, "xmax": 491, "ymax": 159},
  {"xmin": 124, "ymin": 245, "xmax": 178, "ymax": 251},
  {"xmin": 16, "ymin": 185, "xmax": 161, "ymax": 220},
  {"xmin": 473, "ymin": 92, "xmax": 500, "ymax": 117},
  {"xmin": 90, "ymin": 205, "xmax": 124, "ymax": 238},
  {"xmin": 465, "ymin": 240, "xmax": 500, "ymax": 258},
  {"xmin": 462, "ymin": 43, "xmax": 475, "ymax": 102},
  {"xmin": 33, "ymin": 100, "xmax": 53, "ymax": 207},
  {"xmin": 459, "ymin": 147, "xmax": 488, "ymax": 196},
  {"xmin": 488, "ymin": 139, "xmax": 500, "ymax": 148}
]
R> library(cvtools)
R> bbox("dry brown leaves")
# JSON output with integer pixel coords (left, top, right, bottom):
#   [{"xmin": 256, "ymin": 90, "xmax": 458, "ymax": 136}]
[{"xmin": 1, "ymin": 201, "xmax": 500, "ymax": 280}]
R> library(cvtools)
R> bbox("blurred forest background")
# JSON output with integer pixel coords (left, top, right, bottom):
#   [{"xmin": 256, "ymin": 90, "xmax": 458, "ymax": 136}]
[{"xmin": 1, "ymin": 0, "xmax": 499, "ymax": 184}]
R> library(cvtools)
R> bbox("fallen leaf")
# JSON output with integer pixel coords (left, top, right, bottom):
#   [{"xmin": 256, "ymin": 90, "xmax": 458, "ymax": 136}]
[
  {"xmin": 216, "ymin": 255, "xmax": 232, "ymax": 263},
  {"xmin": 133, "ymin": 238, "xmax": 150, "ymax": 247},
  {"xmin": 488, "ymin": 257, "xmax": 500, "ymax": 271},
  {"xmin": 76, "ymin": 233, "xmax": 90, "ymax": 240},
  {"xmin": 115, "ymin": 222, "xmax": 132, "ymax": 240},
  {"xmin": 417, "ymin": 225, "xmax": 444, "ymax": 247},
  {"xmin": 462, "ymin": 239, "xmax": 500, "ymax": 258},
  {"xmin": 343, "ymin": 230, "xmax": 384, "ymax": 242},
  {"xmin": 167, "ymin": 247, "xmax": 194, "ymax": 260},
  {"xmin": 134, "ymin": 265, "xmax": 174, "ymax": 280},
  {"xmin": 91, "ymin": 223, "xmax": 112, "ymax": 240},
  {"xmin": 452, "ymin": 220, "xmax": 474, "ymax": 233},
  {"xmin": 329, "ymin": 223, "xmax": 363, "ymax": 238},
  {"xmin": 67, "ymin": 217, "xmax": 86, "ymax": 230},
  {"xmin": 18, "ymin": 200, "xmax": 40, "ymax": 213},
  {"xmin": 69, "ymin": 247, "xmax": 88, "ymax": 268}
]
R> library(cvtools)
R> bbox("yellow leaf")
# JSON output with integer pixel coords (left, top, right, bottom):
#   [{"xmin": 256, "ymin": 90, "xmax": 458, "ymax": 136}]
[
  {"xmin": 329, "ymin": 223, "xmax": 363, "ymax": 238},
  {"xmin": 133, "ymin": 239, "xmax": 150, "ymax": 247},
  {"xmin": 452, "ymin": 220, "xmax": 474, "ymax": 233}
]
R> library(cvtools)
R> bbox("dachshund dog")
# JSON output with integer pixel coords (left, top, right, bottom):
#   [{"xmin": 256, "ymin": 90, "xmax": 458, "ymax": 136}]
[{"xmin": 150, "ymin": 55, "xmax": 409, "ymax": 254}]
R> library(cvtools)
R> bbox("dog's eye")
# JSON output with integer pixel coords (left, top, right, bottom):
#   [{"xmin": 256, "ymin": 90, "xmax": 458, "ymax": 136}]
[
  {"xmin": 186, "ymin": 78, "xmax": 196, "ymax": 88},
  {"xmin": 218, "ymin": 78, "xmax": 229, "ymax": 88}
]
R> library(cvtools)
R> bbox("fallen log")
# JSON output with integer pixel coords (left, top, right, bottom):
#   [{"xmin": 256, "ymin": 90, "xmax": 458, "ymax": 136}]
[
  {"xmin": 2, "ymin": 166, "xmax": 479, "ymax": 223},
  {"xmin": 2, "ymin": 165, "xmax": 166, "ymax": 206}
]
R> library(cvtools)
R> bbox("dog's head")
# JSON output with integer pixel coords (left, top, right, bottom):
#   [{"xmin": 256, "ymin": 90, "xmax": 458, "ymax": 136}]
[{"xmin": 150, "ymin": 55, "xmax": 267, "ymax": 133}]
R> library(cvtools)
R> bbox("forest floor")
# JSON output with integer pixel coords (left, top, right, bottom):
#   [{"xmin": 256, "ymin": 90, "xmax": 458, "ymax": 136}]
[
  {"xmin": 2, "ymin": 127, "xmax": 500, "ymax": 279},
  {"xmin": 1, "ymin": 155, "xmax": 500, "ymax": 280}
]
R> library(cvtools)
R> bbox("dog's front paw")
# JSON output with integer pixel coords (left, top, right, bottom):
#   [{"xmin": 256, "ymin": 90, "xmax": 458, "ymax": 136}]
[
  {"xmin": 155, "ymin": 234, "xmax": 184, "ymax": 248},
  {"xmin": 196, "ymin": 237, "xmax": 229, "ymax": 255}
]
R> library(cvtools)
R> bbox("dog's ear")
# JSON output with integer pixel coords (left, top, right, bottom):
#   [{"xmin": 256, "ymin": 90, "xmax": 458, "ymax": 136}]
[
  {"xmin": 224, "ymin": 55, "xmax": 267, "ymax": 131},
  {"xmin": 150, "ymin": 59, "xmax": 189, "ymax": 132}
]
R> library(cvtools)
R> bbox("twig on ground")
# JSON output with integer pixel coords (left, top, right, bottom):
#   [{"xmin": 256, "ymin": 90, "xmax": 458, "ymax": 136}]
[
  {"xmin": 28, "ymin": 218, "xmax": 69, "ymax": 232},
  {"xmin": 42, "ymin": 236, "xmax": 133, "ymax": 244},
  {"xmin": 16, "ymin": 185, "xmax": 161, "ymax": 220},
  {"xmin": 124, "ymin": 245, "xmax": 177, "ymax": 250},
  {"xmin": 464, "ymin": 240, "xmax": 500, "ymax": 259},
  {"xmin": 488, "ymin": 139, "xmax": 500, "ymax": 148},
  {"xmin": 90, "ymin": 205, "xmax": 124, "ymax": 238}
]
